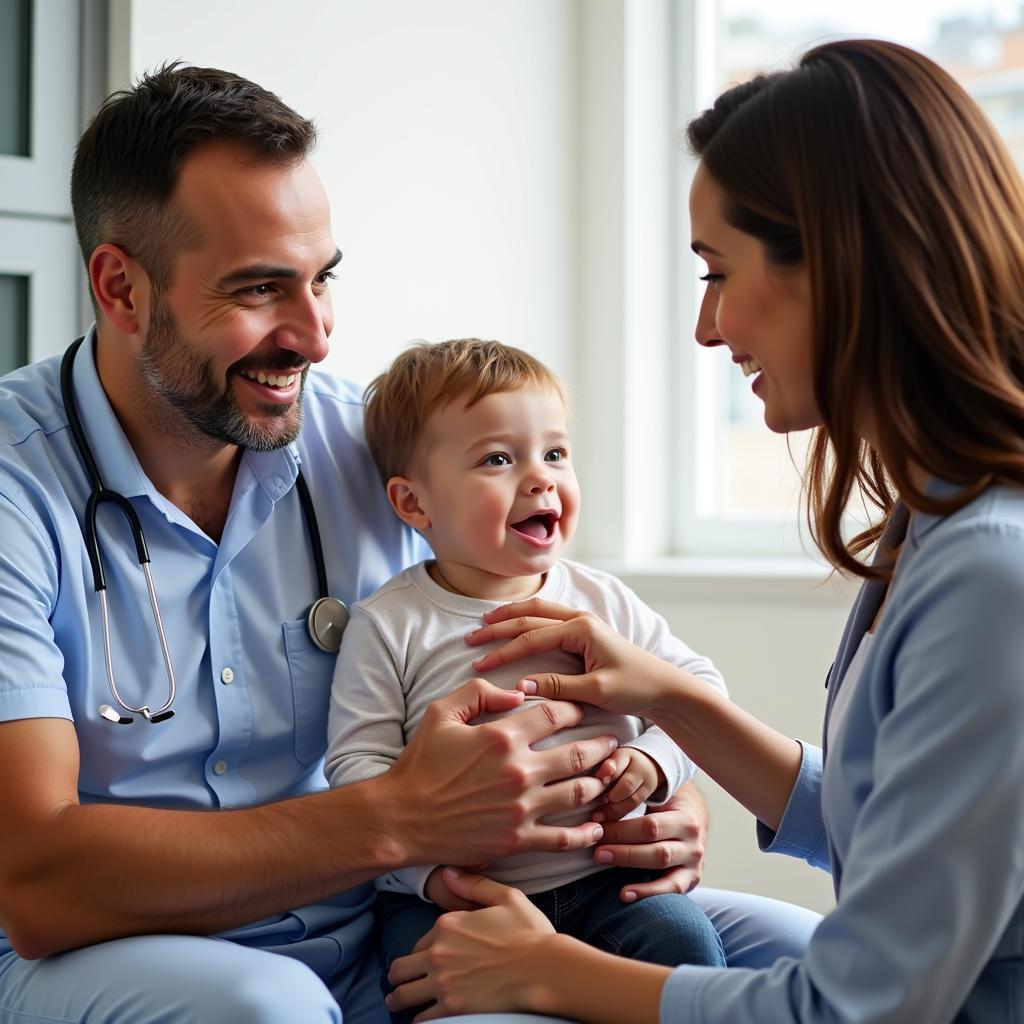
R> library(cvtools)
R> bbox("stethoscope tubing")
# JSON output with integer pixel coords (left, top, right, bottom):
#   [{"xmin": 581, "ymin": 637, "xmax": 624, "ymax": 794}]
[{"xmin": 59, "ymin": 337, "xmax": 347, "ymax": 725}]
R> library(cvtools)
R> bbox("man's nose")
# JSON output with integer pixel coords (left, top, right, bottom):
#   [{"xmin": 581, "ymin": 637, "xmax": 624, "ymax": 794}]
[
  {"xmin": 273, "ymin": 291, "xmax": 330, "ymax": 363},
  {"xmin": 695, "ymin": 282, "xmax": 725, "ymax": 348}
]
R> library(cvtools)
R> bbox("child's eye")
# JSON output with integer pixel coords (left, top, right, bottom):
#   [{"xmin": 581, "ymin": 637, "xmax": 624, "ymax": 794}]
[
  {"xmin": 545, "ymin": 448, "xmax": 568, "ymax": 463},
  {"xmin": 482, "ymin": 453, "xmax": 511, "ymax": 467}
]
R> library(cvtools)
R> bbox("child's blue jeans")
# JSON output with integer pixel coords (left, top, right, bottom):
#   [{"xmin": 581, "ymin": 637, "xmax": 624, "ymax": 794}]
[{"xmin": 376, "ymin": 867, "xmax": 726, "ymax": 1024}]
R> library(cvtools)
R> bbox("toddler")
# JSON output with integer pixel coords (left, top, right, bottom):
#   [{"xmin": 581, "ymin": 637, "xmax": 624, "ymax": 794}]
[{"xmin": 325, "ymin": 339, "xmax": 728, "ymax": 1021}]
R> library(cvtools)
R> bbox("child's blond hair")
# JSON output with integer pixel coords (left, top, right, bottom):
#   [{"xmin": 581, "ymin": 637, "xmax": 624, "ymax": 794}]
[{"xmin": 363, "ymin": 338, "xmax": 567, "ymax": 484}]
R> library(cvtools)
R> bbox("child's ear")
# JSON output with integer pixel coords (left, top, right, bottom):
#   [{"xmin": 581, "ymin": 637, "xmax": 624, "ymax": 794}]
[{"xmin": 387, "ymin": 476, "xmax": 431, "ymax": 531}]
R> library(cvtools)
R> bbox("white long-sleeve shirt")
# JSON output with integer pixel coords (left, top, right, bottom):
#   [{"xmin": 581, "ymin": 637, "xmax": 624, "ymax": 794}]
[{"xmin": 325, "ymin": 558, "xmax": 726, "ymax": 898}]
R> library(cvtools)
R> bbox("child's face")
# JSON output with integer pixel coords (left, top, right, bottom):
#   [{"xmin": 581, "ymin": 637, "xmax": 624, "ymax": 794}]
[{"xmin": 412, "ymin": 385, "xmax": 580, "ymax": 579}]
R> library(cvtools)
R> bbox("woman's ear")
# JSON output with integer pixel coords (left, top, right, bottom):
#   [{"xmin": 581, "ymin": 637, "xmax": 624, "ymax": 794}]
[{"xmin": 387, "ymin": 476, "xmax": 431, "ymax": 531}]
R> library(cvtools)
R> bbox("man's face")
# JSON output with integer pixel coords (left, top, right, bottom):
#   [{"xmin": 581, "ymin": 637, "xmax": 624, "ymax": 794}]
[{"xmin": 137, "ymin": 143, "xmax": 340, "ymax": 451}]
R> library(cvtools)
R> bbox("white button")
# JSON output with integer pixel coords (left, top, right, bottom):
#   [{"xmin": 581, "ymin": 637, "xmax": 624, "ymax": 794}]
[
  {"xmin": 213, "ymin": 760, "xmax": 229, "ymax": 775},
  {"xmin": 220, "ymin": 667, "xmax": 234, "ymax": 684}
]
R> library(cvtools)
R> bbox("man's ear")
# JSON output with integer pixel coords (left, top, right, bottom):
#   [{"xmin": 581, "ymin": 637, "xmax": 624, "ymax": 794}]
[
  {"xmin": 89, "ymin": 243, "xmax": 150, "ymax": 335},
  {"xmin": 387, "ymin": 476, "xmax": 431, "ymax": 531}
]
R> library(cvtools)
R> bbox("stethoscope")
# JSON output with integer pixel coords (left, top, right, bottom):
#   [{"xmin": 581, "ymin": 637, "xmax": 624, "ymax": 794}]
[{"xmin": 60, "ymin": 337, "xmax": 350, "ymax": 725}]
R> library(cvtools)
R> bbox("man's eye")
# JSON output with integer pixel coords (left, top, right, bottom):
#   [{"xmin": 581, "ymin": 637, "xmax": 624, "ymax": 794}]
[
  {"xmin": 241, "ymin": 283, "xmax": 274, "ymax": 297},
  {"xmin": 482, "ymin": 453, "xmax": 511, "ymax": 467},
  {"xmin": 315, "ymin": 270, "xmax": 338, "ymax": 286},
  {"xmin": 545, "ymin": 448, "xmax": 568, "ymax": 462}
]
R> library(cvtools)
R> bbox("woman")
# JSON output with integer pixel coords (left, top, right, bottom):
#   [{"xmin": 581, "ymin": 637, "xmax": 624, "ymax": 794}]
[{"xmin": 387, "ymin": 38, "xmax": 1024, "ymax": 1023}]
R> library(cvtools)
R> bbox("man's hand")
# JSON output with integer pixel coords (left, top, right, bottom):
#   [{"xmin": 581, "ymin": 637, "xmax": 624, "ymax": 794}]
[
  {"xmin": 591, "ymin": 748, "xmax": 664, "ymax": 822},
  {"xmin": 381, "ymin": 678, "xmax": 616, "ymax": 871},
  {"xmin": 592, "ymin": 782, "xmax": 708, "ymax": 902}
]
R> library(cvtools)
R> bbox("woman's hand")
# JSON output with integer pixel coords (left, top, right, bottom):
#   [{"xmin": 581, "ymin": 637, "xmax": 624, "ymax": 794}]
[
  {"xmin": 467, "ymin": 599, "xmax": 686, "ymax": 719},
  {"xmin": 424, "ymin": 866, "xmax": 482, "ymax": 911},
  {"xmin": 594, "ymin": 783, "xmax": 707, "ymax": 902},
  {"xmin": 387, "ymin": 869, "xmax": 557, "ymax": 1020}
]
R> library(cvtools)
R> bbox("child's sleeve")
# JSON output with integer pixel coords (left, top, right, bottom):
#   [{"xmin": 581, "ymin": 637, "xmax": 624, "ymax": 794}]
[
  {"xmin": 324, "ymin": 605, "xmax": 406, "ymax": 788},
  {"xmin": 324, "ymin": 604, "xmax": 439, "ymax": 901}
]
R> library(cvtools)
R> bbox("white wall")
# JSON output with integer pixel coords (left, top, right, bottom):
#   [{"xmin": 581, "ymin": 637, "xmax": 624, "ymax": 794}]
[
  {"xmin": 125, "ymin": 0, "xmax": 579, "ymax": 388},
  {"xmin": 123, "ymin": 0, "xmax": 853, "ymax": 916}
]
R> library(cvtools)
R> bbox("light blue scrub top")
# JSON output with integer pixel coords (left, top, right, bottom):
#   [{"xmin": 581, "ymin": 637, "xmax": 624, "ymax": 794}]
[
  {"xmin": 0, "ymin": 328, "xmax": 428, "ymax": 956},
  {"xmin": 661, "ymin": 489, "xmax": 1024, "ymax": 1022}
]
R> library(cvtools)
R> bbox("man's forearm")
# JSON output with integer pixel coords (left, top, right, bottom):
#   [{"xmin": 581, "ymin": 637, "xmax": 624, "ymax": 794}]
[{"xmin": 5, "ymin": 776, "xmax": 407, "ymax": 959}]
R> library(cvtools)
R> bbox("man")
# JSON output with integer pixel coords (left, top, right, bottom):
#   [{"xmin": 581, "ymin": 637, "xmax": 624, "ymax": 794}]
[{"xmin": 0, "ymin": 65, "xmax": 817, "ymax": 1023}]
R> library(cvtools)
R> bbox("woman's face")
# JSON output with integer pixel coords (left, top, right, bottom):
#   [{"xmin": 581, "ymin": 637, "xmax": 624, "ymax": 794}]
[{"xmin": 689, "ymin": 163, "xmax": 820, "ymax": 434}]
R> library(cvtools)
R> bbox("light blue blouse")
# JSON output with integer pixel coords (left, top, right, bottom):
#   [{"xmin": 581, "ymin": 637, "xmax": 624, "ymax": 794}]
[
  {"xmin": 0, "ymin": 328, "xmax": 428, "ymax": 958},
  {"xmin": 662, "ymin": 486, "xmax": 1024, "ymax": 1022}
]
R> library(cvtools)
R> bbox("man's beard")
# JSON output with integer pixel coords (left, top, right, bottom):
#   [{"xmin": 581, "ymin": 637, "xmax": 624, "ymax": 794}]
[{"xmin": 139, "ymin": 294, "xmax": 308, "ymax": 452}]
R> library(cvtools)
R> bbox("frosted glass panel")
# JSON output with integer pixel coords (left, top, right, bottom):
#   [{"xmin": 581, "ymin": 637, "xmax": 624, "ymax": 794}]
[{"xmin": 0, "ymin": 274, "xmax": 29, "ymax": 375}]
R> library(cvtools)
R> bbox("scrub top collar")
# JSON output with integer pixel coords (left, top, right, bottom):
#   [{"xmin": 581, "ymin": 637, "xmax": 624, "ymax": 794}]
[{"xmin": 69, "ymin": 326, "xmax": 301, "ymax": 513}]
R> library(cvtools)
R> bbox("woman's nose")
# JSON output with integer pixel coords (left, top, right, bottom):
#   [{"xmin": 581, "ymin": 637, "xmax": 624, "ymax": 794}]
[{"xmin": 695, "ymin": 282, "xmax": 725, "ymax": 348}]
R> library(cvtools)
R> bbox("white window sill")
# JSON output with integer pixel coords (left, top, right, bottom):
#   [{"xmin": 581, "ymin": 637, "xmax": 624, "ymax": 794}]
[{"xmin": 590, "ymin": 556, "xmax": 861, "ymax": 606}]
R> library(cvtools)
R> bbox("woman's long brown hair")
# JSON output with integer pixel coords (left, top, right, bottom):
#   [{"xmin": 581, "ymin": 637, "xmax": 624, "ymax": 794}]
[{"xmin": 688, "ymin": 39, "xmax": 1024, "ymax": 578}]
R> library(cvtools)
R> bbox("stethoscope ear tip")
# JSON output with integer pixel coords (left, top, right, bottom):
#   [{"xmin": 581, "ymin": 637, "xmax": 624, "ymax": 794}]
[{"xmin": 98, "ymin": 704, "xmax": 134, "ymax": 725}]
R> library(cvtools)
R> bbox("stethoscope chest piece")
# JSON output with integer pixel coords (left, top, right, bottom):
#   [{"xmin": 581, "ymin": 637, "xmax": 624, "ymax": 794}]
[{"xmin": 308, "ymin": 596, "xmax": 349, "ymax": 653}]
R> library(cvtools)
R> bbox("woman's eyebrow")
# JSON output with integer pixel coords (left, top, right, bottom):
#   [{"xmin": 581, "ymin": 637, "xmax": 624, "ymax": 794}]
[{"xmin": 691, "ymin": 240, "xmax": 724, "ymax": 257}]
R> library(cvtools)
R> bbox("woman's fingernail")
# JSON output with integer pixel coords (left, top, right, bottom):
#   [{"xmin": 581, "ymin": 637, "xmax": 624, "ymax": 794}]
[
  {"xmin": 622, "ymin": 890, "xmax": 638, "ymax": 903},
  {"xmin": 592, "ymin": 825, "xmax": 604, "ymax": 843},
  {"xmin": 520, "ymin": 678, "xmax": 538, "ymax": 694},
  {"xmin": 608, "ymin": 738, "xmax": 619, "ymax": 750},
  {"xmin": 445, "ymin": 866, "xmax": 462, "ymax": 879},
  {"xmin": 596, "ymin": 849, "xmax": 614, "ymax": 864},
  {"xmin": 472, "ymin": 656, "xmax": 486, "ymax": 667}
]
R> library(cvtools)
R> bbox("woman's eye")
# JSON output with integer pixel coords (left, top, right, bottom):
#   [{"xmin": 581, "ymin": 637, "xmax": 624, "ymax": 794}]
[
  {"xmin": 482, "ymin": 453, "xmax": 511, "ymax": 467},
  {"xmin": 699, "ymin": 272, "xmax": 724, "ymax": 288}
]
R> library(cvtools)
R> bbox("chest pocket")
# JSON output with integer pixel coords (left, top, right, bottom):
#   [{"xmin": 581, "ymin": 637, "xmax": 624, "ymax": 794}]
[{"xmin": 283, "ymin": 618, "xmax": 338, "ymax": 766}]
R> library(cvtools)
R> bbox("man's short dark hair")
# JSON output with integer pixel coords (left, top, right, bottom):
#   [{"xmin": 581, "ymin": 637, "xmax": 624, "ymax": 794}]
[{"xmin": 71, "ymin": 62, "xmax": 317, "ymax": 302}]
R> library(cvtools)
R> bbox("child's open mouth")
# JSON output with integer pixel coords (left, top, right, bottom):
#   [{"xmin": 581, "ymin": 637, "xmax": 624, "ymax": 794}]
[{"xmin": 509, "ymin": 511, "xmax": 559, "ymax": 543}]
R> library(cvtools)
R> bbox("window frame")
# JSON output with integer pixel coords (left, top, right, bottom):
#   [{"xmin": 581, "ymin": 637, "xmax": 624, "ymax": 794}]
[
  {"xmin": 0, "ymin": 215, "xmax": 82, "ymax": 363},
  {"xmin": 573, "ymin": 0, "xmax": 825, "ymax": 570},
  {"xmin": 0, "ymin": 0, "xmax": 97, "ymax": 368},
  {"xmin": 0, "ymin": 0, "xmax": 81, "ymax": 217}
]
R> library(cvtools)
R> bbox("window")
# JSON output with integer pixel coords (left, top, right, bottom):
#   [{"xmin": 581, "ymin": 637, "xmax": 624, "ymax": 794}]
[
  {"xmin": 671, "ymin": 0, "xmax": 1024, "ymax": 561},
  {"xmin": 0, "ymin": 0, "xmax": 91, "ymax": 368},
  {"xmin": 0, "ymin": 275, "xmax": 29, "ymax": 376}
]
